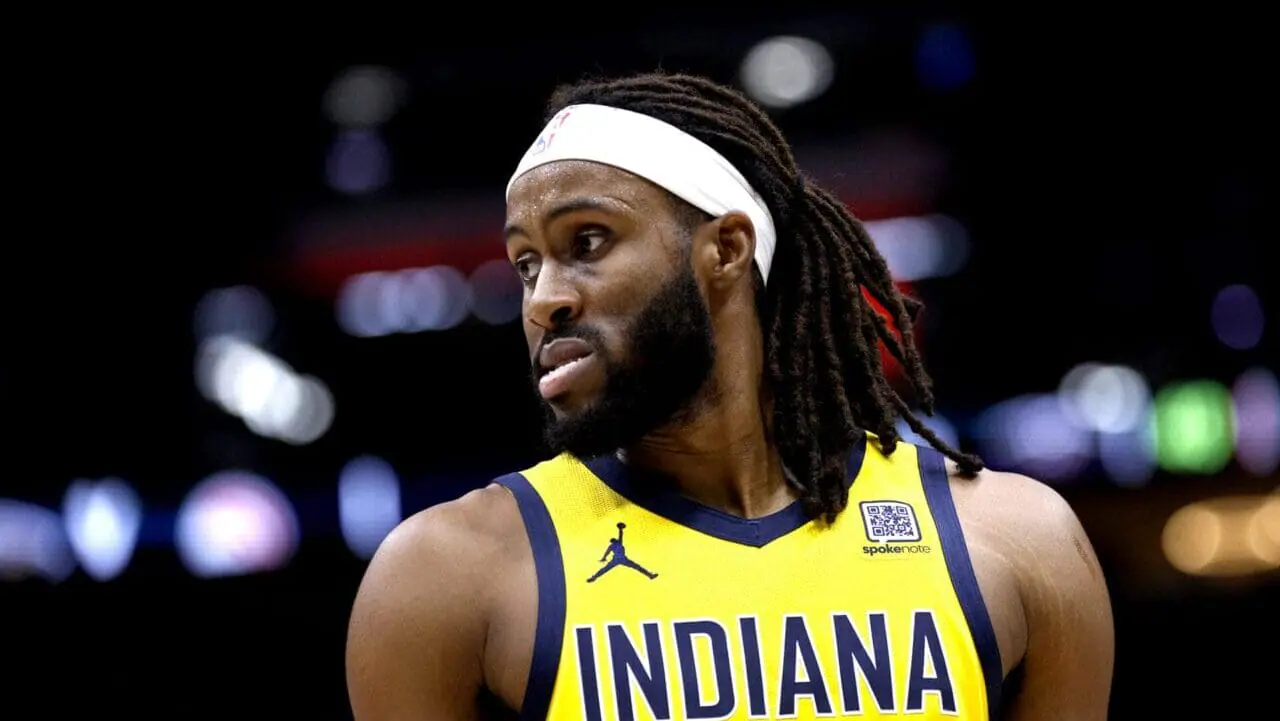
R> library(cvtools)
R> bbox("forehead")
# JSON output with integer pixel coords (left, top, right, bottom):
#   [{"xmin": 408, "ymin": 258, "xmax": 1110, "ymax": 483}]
[{"xmin": 505, "ymin": 160, "xmax": 671, "ymax": 227}]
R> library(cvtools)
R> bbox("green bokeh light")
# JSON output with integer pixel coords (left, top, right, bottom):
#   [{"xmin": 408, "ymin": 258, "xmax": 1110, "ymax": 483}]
[{"xmin": 1152, "ymin": 380, "xmax": 1235, "ymax": 475}]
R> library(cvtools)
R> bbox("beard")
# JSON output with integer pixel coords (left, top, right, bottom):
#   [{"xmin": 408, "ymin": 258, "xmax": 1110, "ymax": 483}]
[{"xmin": 538, "ymin": 263, "xmax": 717, "ymax": 460}]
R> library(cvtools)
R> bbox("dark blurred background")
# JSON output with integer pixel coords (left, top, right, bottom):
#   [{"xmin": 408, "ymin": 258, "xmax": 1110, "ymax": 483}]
[{"xmin": 2, "ymin": 9, "xmax": 1275, "ymax": 719}]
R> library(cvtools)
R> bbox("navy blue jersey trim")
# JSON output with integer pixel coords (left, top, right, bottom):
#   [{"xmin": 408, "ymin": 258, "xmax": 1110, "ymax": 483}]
[
  {"xmin": 496, "ymin": 472, "xmax": 567, "ymax": 721},
  {"xmin": 583, "ymin": 437, "xmax": 868, "ymax": 548},
  {"xmin": 917, "ymin": 448, "xmax": 1003, "ymax": 719}
]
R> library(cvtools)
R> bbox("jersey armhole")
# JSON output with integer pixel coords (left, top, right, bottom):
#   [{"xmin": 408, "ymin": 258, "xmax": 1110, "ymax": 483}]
[
  {"xmin": 495, "ymin": 472, "xmax": 567, "ymax": 721},
  {"xmin": 916, "ymin": 450, "xmax": 1004, "ymax": 720}
]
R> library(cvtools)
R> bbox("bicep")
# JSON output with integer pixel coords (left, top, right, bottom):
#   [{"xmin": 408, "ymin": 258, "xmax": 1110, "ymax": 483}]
[
  {"xmin": 1003, "ymin": 488, "xmax": 1115, "ymax": 721},
  {"xmin": 346, "ymin": 510, "xmax": 488, "ymax": 721}
]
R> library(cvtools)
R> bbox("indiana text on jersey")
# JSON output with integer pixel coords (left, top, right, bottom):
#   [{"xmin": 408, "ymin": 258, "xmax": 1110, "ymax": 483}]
[{"xmin": 501, "ymin": 435, "xmax": 997, "ymax": 720}]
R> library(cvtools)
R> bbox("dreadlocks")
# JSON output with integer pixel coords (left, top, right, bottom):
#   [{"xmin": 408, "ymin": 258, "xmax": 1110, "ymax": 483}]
[{"xmin": 546, "ymin": 72, "xmax": 984, "ymax": 522}]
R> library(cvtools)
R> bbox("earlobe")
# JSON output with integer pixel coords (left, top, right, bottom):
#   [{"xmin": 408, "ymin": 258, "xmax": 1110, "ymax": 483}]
[{"xmin": 708, "ymin": 211, "xmax": 756, "ymax": 289}]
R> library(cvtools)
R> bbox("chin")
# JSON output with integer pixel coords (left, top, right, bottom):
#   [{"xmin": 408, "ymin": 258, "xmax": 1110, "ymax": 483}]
[
  {"xmin": 542, "ymin": 395, "xmax": 631, "ymax": 459},
  {"xmin": 544, "ymin": 389, "xmax": 601, "ymax": 417}
]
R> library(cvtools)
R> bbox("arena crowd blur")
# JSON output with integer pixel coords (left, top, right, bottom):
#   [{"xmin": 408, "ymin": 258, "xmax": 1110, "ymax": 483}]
[{"xmin": 2, "ymin": 10, "xmax": 1273, "ymax": 719}]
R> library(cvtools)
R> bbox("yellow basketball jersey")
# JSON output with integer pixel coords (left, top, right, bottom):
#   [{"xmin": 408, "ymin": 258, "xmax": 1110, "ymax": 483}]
[{"xmin": 498, "ymin": 435, "xmax": 1002, "ymax": 720}]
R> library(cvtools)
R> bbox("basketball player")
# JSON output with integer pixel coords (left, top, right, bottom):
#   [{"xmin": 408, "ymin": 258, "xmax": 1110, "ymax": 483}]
[{"xmin": 346, "ymin": 73, "xmax": 1114, "ymax": 720}]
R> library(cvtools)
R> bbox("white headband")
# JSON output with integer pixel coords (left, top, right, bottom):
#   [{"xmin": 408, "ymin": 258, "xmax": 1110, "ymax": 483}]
[{"xmin": 505, "ymin": 103, "xmax": 778, "ymax": 284}]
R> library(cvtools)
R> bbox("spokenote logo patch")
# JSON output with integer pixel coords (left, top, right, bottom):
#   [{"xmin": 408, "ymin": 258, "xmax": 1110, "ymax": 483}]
[{"xmin": 860, "ymin": 500, "xmax": 933, "ymax": 557}]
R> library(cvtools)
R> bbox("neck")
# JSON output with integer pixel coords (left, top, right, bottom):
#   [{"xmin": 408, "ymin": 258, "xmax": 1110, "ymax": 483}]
[{"xmin": 621, "ymin": 341, "xmax": 794, "ymax": 520}]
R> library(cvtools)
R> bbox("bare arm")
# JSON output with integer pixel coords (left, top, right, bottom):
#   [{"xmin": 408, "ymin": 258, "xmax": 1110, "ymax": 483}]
[
  {"xmin": 999, "ymin": 474, "xmax": 1115, "ymax": 721},
  {"xmin": 346, "ymin": 489, "xmax": 502, "ymax": 721}
]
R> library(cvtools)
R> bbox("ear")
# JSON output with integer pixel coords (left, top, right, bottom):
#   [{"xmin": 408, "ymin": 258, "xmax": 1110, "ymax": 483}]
[{"xmin": 693, "ymin": 210, "xmax": 756, "ymax": 293}]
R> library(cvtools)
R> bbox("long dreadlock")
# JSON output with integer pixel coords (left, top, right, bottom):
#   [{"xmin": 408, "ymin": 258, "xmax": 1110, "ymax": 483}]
[{"xmin": 546, "ymin": 72, "xmax": 984, "ymax": 522}]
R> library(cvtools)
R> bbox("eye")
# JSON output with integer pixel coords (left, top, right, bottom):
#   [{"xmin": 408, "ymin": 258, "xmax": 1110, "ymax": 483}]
[
  {"xmin": 572, "ymin": 227, "xmax": 610, "ymax": 259},
  {"xmin": 513, "ymin": 254, "xmax": 541, "ymax": 284}
]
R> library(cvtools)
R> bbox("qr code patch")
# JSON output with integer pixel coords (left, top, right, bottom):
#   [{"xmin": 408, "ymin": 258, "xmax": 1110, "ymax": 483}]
[{"xmin": 859, "ymin": 501, "xmax": 922, "ymax": 543}]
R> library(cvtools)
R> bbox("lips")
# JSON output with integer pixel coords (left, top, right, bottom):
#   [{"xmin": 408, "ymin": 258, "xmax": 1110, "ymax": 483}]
[
  {"xmin": 536, "ymin": 338, "xmax": 597, "ymax": 400},
  {"xmin": 538, "ymin": 338, "xmax": 594, "ymax": 374}
]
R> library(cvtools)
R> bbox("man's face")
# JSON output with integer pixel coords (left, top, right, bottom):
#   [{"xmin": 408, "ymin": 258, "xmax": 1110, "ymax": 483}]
[{"xmin": 504, "ymin": 161, "xmax": 717, "ymax": 458}]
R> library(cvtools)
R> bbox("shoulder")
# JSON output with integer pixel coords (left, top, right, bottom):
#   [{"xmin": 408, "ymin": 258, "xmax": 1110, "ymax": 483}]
[
  {"xmin": 345, "ymin": 481, "xmax": 531, "ymax": 718},
  {"xmin": 939, "ymin": 464, "xmax": 1115, "ymax": 713},
  {"xmin": 363, "ymin": 481, "xmax": 526, "ymax": 601},
  {"xmin": 347, "ymin": 481, "xmax": 527, "ymax": 655},
  {"xmin": 399, "ymin": 480, "xmax": 526, "ymax": 552},
  {"xmin": 944, "ymin": 461, "xmax": 1094, "ymax": 570},
  {"xmin": 943, "ymin": 460, "xmax": 1110, "ymax": 640},
  {"xmin": 942, "ymin": 460, "xmax": 1112, "ymax": 683}
]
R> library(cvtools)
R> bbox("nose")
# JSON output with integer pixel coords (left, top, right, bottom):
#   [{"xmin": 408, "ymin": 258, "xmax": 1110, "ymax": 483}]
[{"xmin": 526, "ymin": 263, "xmax": 581, "ymax": 331}]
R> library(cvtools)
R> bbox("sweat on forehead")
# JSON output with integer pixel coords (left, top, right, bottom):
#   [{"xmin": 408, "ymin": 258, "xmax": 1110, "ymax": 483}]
[{"xmin": 507, "ymin": 161, "xmax": 671, "ymax": 212}]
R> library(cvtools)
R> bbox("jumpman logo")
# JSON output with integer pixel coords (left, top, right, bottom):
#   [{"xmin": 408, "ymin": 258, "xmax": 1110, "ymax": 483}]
[{"xmin": 587, "ymin": 522, "xmax": 658, "ymax": 583}]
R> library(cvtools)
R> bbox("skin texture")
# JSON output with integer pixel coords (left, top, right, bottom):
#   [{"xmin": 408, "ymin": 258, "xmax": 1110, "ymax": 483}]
[{"xmin": 345, "ymin": 161, "xmax": 1115, "ymax": 720}]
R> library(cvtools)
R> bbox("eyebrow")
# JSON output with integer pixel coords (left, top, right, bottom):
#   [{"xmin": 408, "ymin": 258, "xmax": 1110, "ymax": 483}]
[{"xmin": 503, "ymin": 197, "xmax": 621, "ymax": 241}]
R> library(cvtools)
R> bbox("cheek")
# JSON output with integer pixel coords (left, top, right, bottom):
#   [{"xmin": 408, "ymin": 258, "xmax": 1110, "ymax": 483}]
[
  {"xmin": 586, "ymin": 255, "xmax": 677, "ymax": 355},
  {"xmin": 598, "ymin": 329, "xmax": 629, "ymax": 364},
  {"xmin": 593, "ymin": 302, "xmax": 652, "ymax": 364}
]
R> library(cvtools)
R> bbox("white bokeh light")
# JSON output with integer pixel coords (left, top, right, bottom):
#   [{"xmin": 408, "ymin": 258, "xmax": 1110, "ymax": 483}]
[{"xmin": 741, "ymin": 36, "xmax": 835, "ymax": 109}]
